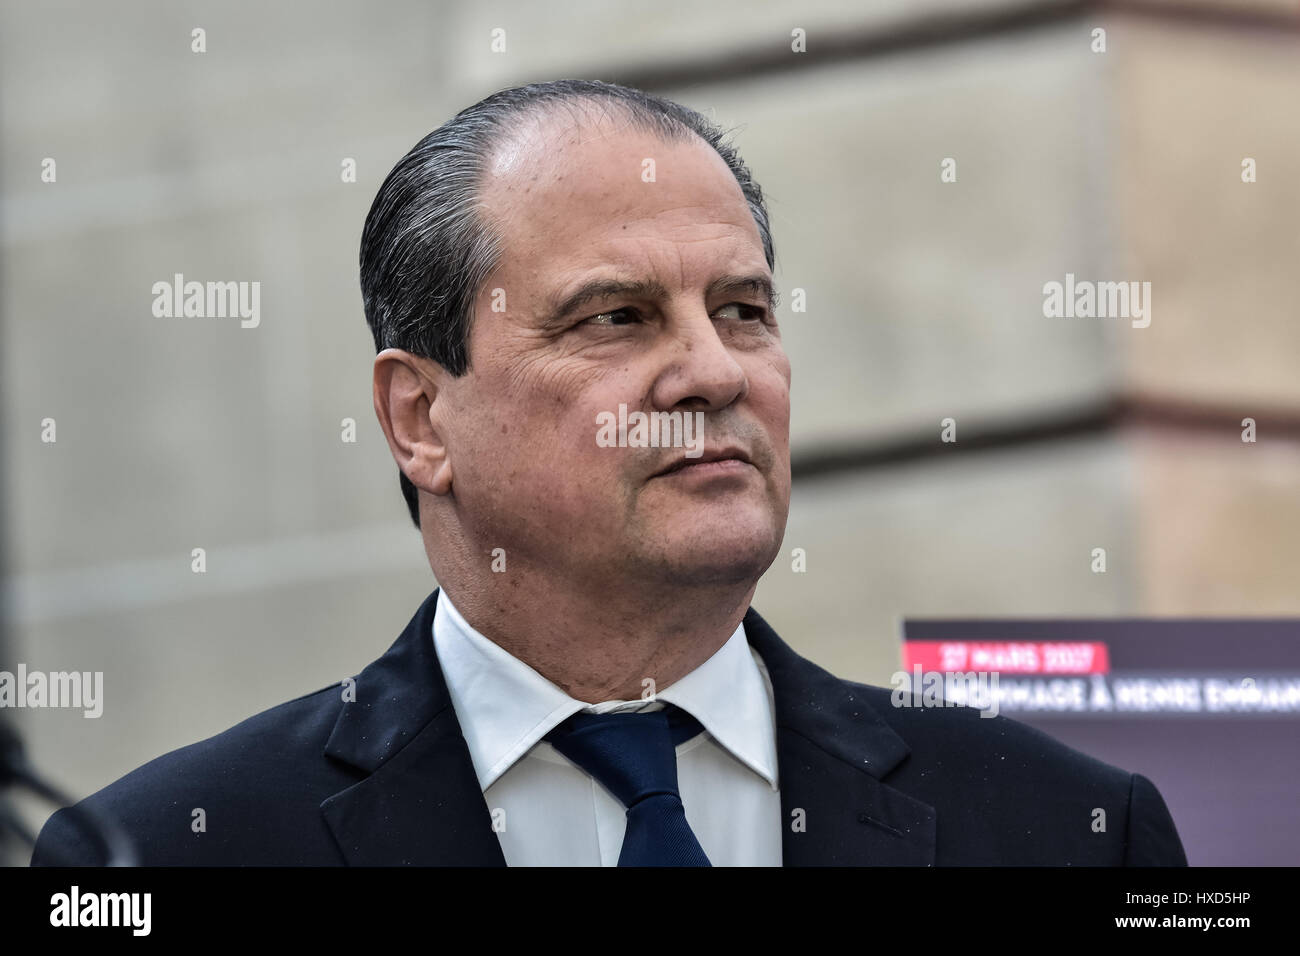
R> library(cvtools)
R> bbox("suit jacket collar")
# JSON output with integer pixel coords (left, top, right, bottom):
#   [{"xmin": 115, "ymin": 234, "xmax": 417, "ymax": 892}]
[
  {"xmin": 742, "ymin": 603, "xmax": 936, "ymax": 865},
  {"xmin": 320, "ymin": 588, "xmax": 504, "ymax": 865},
  {"xmin": 321, "ymin": 588, "xmax": 935, "ymax": 866}
]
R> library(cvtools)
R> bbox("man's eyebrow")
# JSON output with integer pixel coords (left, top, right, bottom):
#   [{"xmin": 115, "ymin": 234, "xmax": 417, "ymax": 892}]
[
  {"xmin": 707, "ymin": 274, "xmax": 779, "ymax": 312},
  {"xmin": 544, "ymin": 273, "xmax": 778, "ymax": 323},
  {"xmin": 547, "ymin": 278, "xmax": 669, "ymax": 322}
]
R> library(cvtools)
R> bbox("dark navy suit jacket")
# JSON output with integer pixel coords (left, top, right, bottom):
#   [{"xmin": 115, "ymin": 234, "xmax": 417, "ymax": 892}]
[{"xmin": 31, "ymin": 588, "xmax": 1187, "ymax": 866}]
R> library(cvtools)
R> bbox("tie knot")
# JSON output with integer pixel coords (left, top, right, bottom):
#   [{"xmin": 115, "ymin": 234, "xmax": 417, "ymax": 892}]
[{"xmin": 544, "ymin": 704, "xmax": 703, "ymax": 809}]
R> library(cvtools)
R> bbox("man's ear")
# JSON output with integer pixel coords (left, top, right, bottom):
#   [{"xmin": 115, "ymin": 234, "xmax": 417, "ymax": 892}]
[{"xmin": 372, "ymin": 349, "xmax": 453, "ymax": 496}]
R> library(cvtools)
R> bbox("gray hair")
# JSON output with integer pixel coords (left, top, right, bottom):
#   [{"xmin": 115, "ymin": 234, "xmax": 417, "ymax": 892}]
[{"xmin": 359, "ymin": 78, "xmax": 776, "ymax": 529}]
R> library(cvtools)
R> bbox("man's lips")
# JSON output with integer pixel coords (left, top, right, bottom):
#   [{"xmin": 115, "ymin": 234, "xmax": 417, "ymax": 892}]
[{"xmin": 650, "ymin": 447, "xmax": 754, "ymax": 478}]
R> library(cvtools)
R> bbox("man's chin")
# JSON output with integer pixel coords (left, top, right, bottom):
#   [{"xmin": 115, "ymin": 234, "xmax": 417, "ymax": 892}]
[{"xmin": 637, "ymin": 518, "xmax": 783, "ymax": 587}]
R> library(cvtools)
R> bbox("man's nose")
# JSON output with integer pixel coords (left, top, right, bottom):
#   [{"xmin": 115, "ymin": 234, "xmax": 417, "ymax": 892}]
[{"xmin": 649, "ymin": 308, "xmax": 749, "ymax": 411}]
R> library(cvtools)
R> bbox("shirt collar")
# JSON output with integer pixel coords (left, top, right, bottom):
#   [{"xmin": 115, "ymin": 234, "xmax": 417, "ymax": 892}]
[{"xmin": 431, "ymin": 589, "xmax": 778, "ymax": 792}]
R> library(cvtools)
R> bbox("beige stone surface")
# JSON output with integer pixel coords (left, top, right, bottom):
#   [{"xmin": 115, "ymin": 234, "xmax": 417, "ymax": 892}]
[
  {"xmin": 1110, "ymin": 17, "xmax": 1300, "ymax": 404},
  {"xmin": 442, "ymin": 0, "xmax": 1073, "ymax": 89},
  {"xmin": 1133, "ymin": 428, "xmax": 1300, "ymax": 614}
]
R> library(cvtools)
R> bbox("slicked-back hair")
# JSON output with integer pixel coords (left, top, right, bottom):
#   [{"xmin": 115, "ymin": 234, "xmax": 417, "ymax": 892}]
[{"xmin": 359, "ymin": 78, "xmax": 776, "ymax": 529}]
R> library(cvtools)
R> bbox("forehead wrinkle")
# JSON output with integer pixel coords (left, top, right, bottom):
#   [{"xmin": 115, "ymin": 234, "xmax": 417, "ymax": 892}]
[{"xmin": 482, "ymin": 121, "xmax": 737, "ymax": 229}]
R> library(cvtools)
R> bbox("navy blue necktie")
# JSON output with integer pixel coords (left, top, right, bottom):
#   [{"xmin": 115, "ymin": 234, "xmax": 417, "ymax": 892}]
[{"xmin": 545, "ymin": 703, "xmax": 712, "ymax": 867}]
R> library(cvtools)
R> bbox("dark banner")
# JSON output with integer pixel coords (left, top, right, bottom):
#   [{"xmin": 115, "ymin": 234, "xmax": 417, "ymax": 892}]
[{"xmin": 901, "ymin": 619, "xmax": 1300, "ymax": 866}]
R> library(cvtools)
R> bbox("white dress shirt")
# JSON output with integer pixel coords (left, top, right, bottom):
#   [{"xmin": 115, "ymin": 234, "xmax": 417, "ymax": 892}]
[{"xmin": 431, "ymin": 590, "xmax": 783, "ymax": 866}]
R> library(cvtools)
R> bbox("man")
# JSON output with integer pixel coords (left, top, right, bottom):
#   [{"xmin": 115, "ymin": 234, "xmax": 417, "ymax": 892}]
[{"xmin": 32, "ymin": 79, "xmax": 1186, "ymax": 866}]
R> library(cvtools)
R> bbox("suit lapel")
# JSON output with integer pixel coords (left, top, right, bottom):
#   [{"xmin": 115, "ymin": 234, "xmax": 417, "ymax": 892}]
[
  {"xmin": 320, "ymin": 588, "xmax": 505, "ymax": 865},
  {"xmin": 744, "ymin": 607, "xmax": 937, "ymax": 866}
]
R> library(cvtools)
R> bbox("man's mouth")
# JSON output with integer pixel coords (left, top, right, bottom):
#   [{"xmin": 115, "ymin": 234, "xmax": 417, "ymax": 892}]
[{"xmin": 650, "ymin": 446, "xmax": 754, "ymax": 479}]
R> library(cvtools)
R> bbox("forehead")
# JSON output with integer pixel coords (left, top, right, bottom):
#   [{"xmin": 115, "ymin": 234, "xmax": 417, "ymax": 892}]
[{"xmin": 478, "ymin": 107, "xmax": 766, "ymax": 292}]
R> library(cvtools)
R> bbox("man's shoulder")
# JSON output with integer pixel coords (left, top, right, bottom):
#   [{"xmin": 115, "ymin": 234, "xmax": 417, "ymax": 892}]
[
  {"xmin": 31, "ymin": 682, "xmax": 358, "ymax": 866},
  {"xmin": 851, "ymin": 679, "xmax": 1131, "ymax": 788},
  {"xmin": 843, "ymin": 679, "xmax": 1184, "ymax": 864}
]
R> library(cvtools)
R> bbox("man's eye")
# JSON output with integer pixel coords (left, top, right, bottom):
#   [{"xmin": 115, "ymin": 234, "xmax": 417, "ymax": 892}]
[
  {"xmin": 582, "ymin": 303, "xmax": 768, "ymax": 327},
  {"xmin": 585, "ymin": 308, "xmax": 639, "ymax": 326},
  {"xmin": 716, "ymin": 303, "xmax": 769, "ymax": 322}
]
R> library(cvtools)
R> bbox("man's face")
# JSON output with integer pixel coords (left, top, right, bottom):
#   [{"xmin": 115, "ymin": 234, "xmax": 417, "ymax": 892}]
[{"xmin": 437, "ymin": 110, "xmax": 791, "ymax": 589}]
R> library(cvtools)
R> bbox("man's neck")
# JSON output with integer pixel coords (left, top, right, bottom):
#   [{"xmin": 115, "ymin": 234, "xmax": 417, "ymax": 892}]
[{"xmin": 434, "ymin": 569, "xmax": 757, "ymax": 704}]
